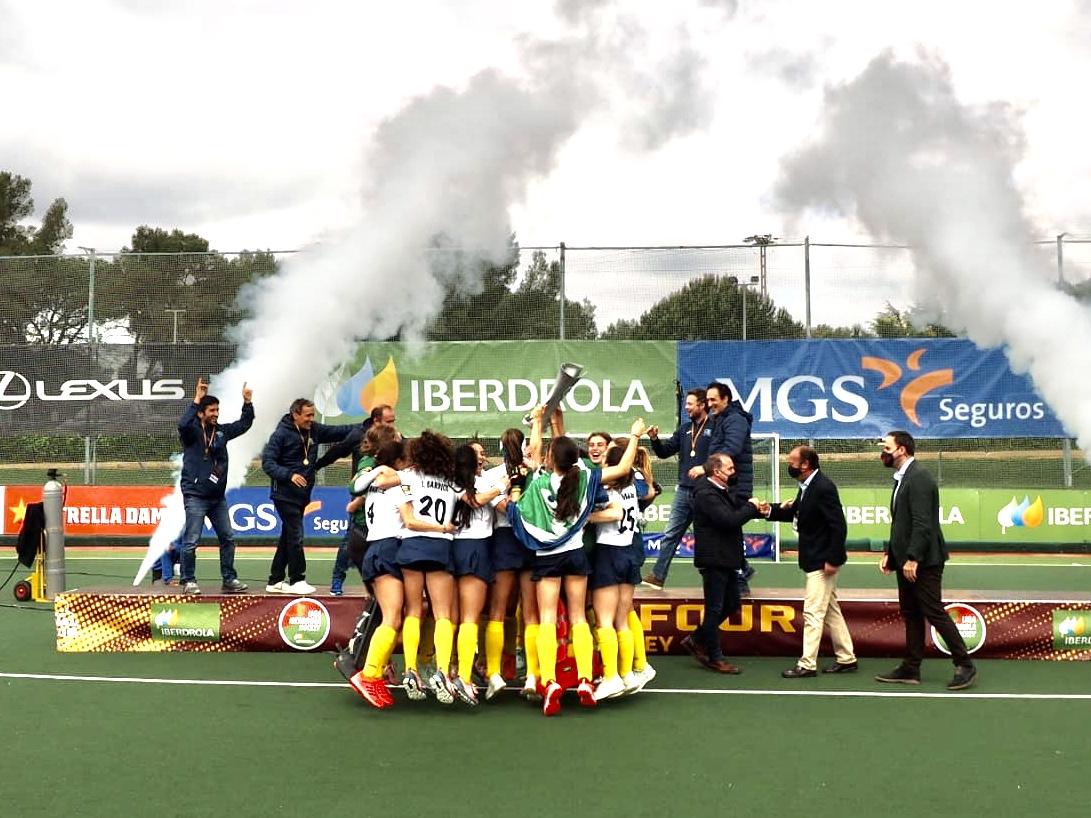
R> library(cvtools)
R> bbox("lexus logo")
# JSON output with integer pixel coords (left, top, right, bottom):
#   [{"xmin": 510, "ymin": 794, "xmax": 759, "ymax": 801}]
[{"xmin": 0, "ymin": 371, "xmax": 32, "ymax": 411}]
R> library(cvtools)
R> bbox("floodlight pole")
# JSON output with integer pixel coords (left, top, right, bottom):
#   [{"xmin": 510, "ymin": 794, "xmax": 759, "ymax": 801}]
[
  {"xmin": 1056, "ymin": 233, "xmax": 1066, "ymax": 285},
  {"xmin": 804, "ymin": 235, "xmax": 812, "ymax": 338},
  {"xmin": 78, "ymin": 247, "xmax": 97, "ymax": 484},
  {"xmin": 559, "ymin": 242, "xmax": 566, "ymax": 341}
]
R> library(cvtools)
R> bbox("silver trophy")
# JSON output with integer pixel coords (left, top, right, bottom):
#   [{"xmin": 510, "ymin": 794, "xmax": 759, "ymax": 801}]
[{"xmin": 524, "ymin": 362, "xmax": 585, "ymax": 426}]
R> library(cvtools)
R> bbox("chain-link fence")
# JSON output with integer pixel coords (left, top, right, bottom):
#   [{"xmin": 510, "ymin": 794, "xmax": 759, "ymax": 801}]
[{"xmin": 1, "ymin": 240, "xmax": 1088, "ymax": 491}]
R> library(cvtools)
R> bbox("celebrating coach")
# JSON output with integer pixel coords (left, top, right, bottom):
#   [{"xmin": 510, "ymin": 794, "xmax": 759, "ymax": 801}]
[
  {"xmin": 177, "ymin": 377, "xmax": 253, "ymax": 595},
  {"xmin": 262, "ymin": 398, "xmax": 363, "ymax": 595}
]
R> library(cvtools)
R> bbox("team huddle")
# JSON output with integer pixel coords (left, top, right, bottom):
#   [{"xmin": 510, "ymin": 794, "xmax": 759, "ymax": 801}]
[{"xmin": 340, "ymin": 405, "xmax": 658, "ymax": 715}]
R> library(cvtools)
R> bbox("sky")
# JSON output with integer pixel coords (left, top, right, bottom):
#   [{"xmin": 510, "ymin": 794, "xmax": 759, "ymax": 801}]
[{"xmin": 4, "ymin": 0, "xmax": 1091, "ymax": 331}]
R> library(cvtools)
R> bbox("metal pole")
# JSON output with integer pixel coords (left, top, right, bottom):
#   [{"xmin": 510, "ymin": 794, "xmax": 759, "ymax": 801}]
[
  {"xmin": 1062, "ymin": 438, "xmax": 1073, "ymax": 488},
  {"xmin": 558, "ymin": 242, "xmax": 566, "ymax": 341},
  {"xmin": 1056, "ymin": 233, "xmax": 1066, "ymax": 286},
  {"xmin": 742, "ymin": 283, "xmax": 747, "ymax": 342},
  {"xmin": 79, "ymin": 247, "xmax": 96, "ymax": 485},
  {"xmin": 165, "ymin": 308, "xmax": 185, "ymax": 343},
  {"xmin": 43, "ymin": 469, "xmax": 66, "ymax": 599},
  {"xmin": 804, "ymin": 235, "xmax": 812, "ymax": 338}
]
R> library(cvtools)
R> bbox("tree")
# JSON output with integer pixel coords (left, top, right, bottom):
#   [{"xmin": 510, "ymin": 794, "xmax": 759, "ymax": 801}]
[
  {"xmin": 98, "ymin": 226, "xmax": 278, "ymax": 344},
  {"xmin": 600, "ymin": 274, "xmax": 804, "ymax": 341},
  {"xmin": 871, "ymin": 303, "xmax": 956, "ymax": 338},
  {"xmin": 427, "ymin": 242, "xmax": 597, "ymax": 340},
  {"xmin": 0, "ymin": 171, "xmax": 72, "ymax": 255},
  {"xmin": 1, "ymin": 171, "xmax": 85, "ymax": 344}
]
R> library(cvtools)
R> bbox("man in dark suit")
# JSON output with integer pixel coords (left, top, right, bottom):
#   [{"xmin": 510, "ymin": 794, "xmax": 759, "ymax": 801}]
[
  {"xmin": 680, "ymin": 453, "xmax": 763, "ymax": 674},
  {"xmin": 876, "ymin": 431, "xmax": 977, "ymax": 690},
  {"xmin": 764, "ymin": 446, "xmax": 857, "ymax": 678}
]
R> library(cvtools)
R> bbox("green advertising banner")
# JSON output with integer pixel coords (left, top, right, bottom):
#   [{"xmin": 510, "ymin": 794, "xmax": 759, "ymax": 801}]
[
  {"xmin": 771, "ymin": 487, "xmax": 1091, "ymax": 545},
  {"xmin": 313, "ymin": 340, "xmax": 678, "ymax": 436}
]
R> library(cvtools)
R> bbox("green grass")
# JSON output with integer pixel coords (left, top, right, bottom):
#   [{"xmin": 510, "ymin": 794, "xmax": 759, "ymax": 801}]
[{"xmin": 2, "ymin": 551, "xmax": 1089, "ymax": 818}]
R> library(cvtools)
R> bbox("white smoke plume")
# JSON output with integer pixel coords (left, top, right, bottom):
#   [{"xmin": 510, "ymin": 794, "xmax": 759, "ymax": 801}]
[
  {"xmin": 774, "ymin": 51, "xmax": 1091, "ymax": 456},
  {"xmin": 134, "ymin": 1, "xmax": 723, "ymax": 584}
]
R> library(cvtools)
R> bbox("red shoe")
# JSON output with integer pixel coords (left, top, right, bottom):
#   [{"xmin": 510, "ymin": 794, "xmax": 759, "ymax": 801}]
[
  {"xmin": 576, "ymin": 678, "xmax": 597, "ymax": 708},
  {"xmin": 542, "ymin": 681, "xmax": 563, "ymax": 716},
  {"xmin": 349, "ymin": 671, "xmax": 393, "ymax": 709}
]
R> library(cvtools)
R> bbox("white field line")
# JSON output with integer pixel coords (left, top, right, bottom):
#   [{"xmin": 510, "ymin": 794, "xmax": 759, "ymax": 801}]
[{"xmin": 1, "ymin": 671, "xmax": 1089, "ymax": 700}]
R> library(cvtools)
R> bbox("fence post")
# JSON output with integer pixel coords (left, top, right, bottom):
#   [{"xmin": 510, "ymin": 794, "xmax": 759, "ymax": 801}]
[
  {"xmin": 804, "ymin": 235, "xmax": 812, "ymax": 338},
  {"xmin": 1056, "ymin": 233, "xmax": 1066, "ymax": 285},
  {"xmin": 1062, "ymin": 438, "xmax": 1073, "ymax": 488},
  {"xmin": 79, "ymin": 247, "xmax": 97, "ymax": 484},
  {"xmin": 558, "ymin": 242, "xmax": 566, "ymax": 340}
]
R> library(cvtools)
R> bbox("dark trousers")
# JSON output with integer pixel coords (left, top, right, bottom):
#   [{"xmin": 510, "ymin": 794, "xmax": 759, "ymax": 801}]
[
  {"xmin": 697, "ymin": 567, "xmax": 741, "ymax": 661},
  {"xmin": 331, "ymin": 520, "xmax": 366, "ymax": 584},
  {"xmin": 896, "ymin": 565, "xmax": 972, "ymax": 668},
  {"xmin": 269, "ymin": 500, "xmax": 306, "ymax": 584}
]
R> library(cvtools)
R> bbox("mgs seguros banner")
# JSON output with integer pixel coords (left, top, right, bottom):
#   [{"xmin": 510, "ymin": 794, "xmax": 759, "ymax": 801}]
[{"xmin": 678, "ymin": 339, "xmax": 1067, "ymax": 439}]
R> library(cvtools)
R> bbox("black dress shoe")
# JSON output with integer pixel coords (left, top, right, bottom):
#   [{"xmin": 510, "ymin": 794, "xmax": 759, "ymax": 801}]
[
  {"xmin": 782, "ymin": 665, "xmax": 817, "ymax": 678},
  {"xmin": 874, "ymin": 665, "xmax": 921, "ymax": 685},
  {"xmin": 947, "ymin": 665, "xmax": 977, "ymax": 691},
  {"xmin": 822, "ymin": 661, "xmax": 859, "ymax": 674}
]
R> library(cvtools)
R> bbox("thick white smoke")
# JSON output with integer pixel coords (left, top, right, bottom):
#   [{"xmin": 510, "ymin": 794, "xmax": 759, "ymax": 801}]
[
  {"xmin": 134, "ymin": 1, "xmax": 724, "ymax": 583},
  {"xmin": 774, "ymin": 51, "xmax": 1091, "ymax": 456}
]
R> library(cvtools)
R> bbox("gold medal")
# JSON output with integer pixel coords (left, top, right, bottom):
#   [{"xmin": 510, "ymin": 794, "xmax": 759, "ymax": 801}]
[
  {"xmin": 303, "ymin": 458, "xmax": 310, "ymax": 466},
  {"xmin": 690, "ymin": 449, "xmax": 696, "ymax": 457}
]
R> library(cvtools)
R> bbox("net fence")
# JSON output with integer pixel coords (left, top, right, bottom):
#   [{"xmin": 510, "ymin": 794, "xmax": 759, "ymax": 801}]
[{"xmin": 1, "ymin": 243, "xmax": 1088, "ymax": 493}]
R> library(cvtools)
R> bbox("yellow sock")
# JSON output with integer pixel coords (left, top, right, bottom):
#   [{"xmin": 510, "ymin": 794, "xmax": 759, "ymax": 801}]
[
  {"xmin": 420, "ymin": 616, "xmax": 436, "ymax": 666},
  {"xmin": 618, "ymin": 628, "xmax": 635, "ymax": 677},
  {"xmin": 536, "ymin": 622, "xmax": 557, "ymax": 684},
  {"xmin": 485, "ymin": 620, "xmax": 506, "ymax": 677},
  {"xmin": 434, "ymin": 618, "xmax": 454, "ymax": 674},
  {"xmin": 597, "ymin": 626, "xmax": 619, "ymax": 679},
  {"xmin": 457, "ymin": 621, "xmax": 479, "ymax": 680},
  {"xmin": 629, "ymin": 609, "xmax": 647, "ymax": 672},
  {"xmin": 402, "ymin": 616, "xmax": 421, "ymax": 671},
  {"xmin": 525, "ymin": 623, "xmax": 541, "ymax": 678},
  {"xmin": 362, "ymin": 625, "xmax": 398, "ymax": 680},
  {"xmin": 572, "ymin": 621, "xmax": 594, "ymax": 681}
]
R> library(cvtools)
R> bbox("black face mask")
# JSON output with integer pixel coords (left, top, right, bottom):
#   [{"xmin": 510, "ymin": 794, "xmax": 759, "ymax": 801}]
[
  {"xmin": 787, "ymin": 465, "xmax": 802, "ymax": 479},
  {"xmin": 880, "ymin": 451, "xmax": 895, "ymax": 469},
  {"xmin": 726, "ymin": 474, "xmax": 738, "ymax": 487}
]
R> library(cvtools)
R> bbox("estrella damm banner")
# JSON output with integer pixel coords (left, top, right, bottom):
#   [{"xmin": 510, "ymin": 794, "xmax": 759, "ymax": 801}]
[
  {"xmin": 678, "ymin": 339, "xmax": 1066, "ymax": 439},
  {"xmin": 312, "ymin": 340, "xmax": 678, "ymax": 436}
]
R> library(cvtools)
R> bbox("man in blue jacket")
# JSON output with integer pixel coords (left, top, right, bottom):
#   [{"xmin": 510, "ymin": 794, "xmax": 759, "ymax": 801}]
[
  {"xmin": 262, "ymin": 397, "xmax": 362, "ymax": 595},
  {"xmin": 707, "ymin": 381, "xmax": 756, "ymax": 595},
  {"xmin": 178, "ymin": 377, "xmax": 254, "ymax": 595},
  {"xmin": 641, "ymin": 388, "xmax": 713, "ymax": 589}
]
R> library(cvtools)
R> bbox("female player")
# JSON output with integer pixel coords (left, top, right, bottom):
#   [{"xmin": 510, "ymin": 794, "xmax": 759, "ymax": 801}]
[
  {"xmin": 449, "ymin": 441, "xmax": 508, "ymax": 705},
  {"xmin": 510, "ymin": 407, "xmax": 647, "ymax": 716},
  {"xmin": 347, "ymin": 433, "xmax": 410, "ymax": 709},
  {"xmin": 587, "ymin": 437, "xmax": 644, "ymax": 701},
  {"xmin": 482, "ymin": 427, "xmax": 542, "ymax": 701}
]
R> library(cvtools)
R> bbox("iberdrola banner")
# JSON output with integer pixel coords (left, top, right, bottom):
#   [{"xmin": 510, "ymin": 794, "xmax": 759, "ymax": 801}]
[{"xmin": 312, "ymin": 340, "xmax": 678, "ymax": 436}]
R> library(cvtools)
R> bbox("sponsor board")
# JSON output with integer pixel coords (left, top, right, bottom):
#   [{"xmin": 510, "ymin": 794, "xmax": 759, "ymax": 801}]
[
  {"xmin": 1053, "ymin": 611, "xmax": 1091, "ymax": 651},
  {"xmin": 678, "ymin": 339, "xmax": 1065, "ymax": 439},
  {"xmin": 277, "ymin": 598, "xmax": 331, "ymax": 650},
  {"xmin": 150, "ymin": 603, "xmax": 221, "ymax": 642},
  {"xmin": 1, "ymin": 485, "xmax": 357, "ymax": 539},
  {"xmin": 312, "ymin": 340, "xmax": 678, "ymax": 435},
  {"xmin": 931, "ymin": 603, "xmax": 987, "ymax": 655}
]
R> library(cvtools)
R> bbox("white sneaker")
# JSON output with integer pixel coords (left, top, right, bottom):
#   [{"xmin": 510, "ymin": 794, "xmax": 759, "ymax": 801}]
[
  {"xmin": 593, "ymin": 674, "xmax": 626, "ymax": 701},
  {"xmin": 265, "ymin": 581, "xmax": 290, "ymax": 593},
  {"xmin": 633, "ymin": 663, "xmax": 657, "ymax": 692},
  {"xmin": 621, "ymin": 671, "xmax": 641, "ymax": 695},
  {"xmin": 286, "ymin": 580, "xmax": 316, "ymax": 595},
  {"xmin": 521, "ymin": 673, "xmax": 541, "ymax": 701},
  {"xmin": 485, "ymin": 673, "xmax": 507, "ymax": 701}
]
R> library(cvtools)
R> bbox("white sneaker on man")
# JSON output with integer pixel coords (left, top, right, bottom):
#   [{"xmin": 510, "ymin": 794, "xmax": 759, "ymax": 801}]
[
  {"xmin": 265, "ymin": 581, "xmax": 290, "ymax": 593},
  {"xmin": 286, "ymin": 580, "xmax": 316, "ymax": 595}
]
